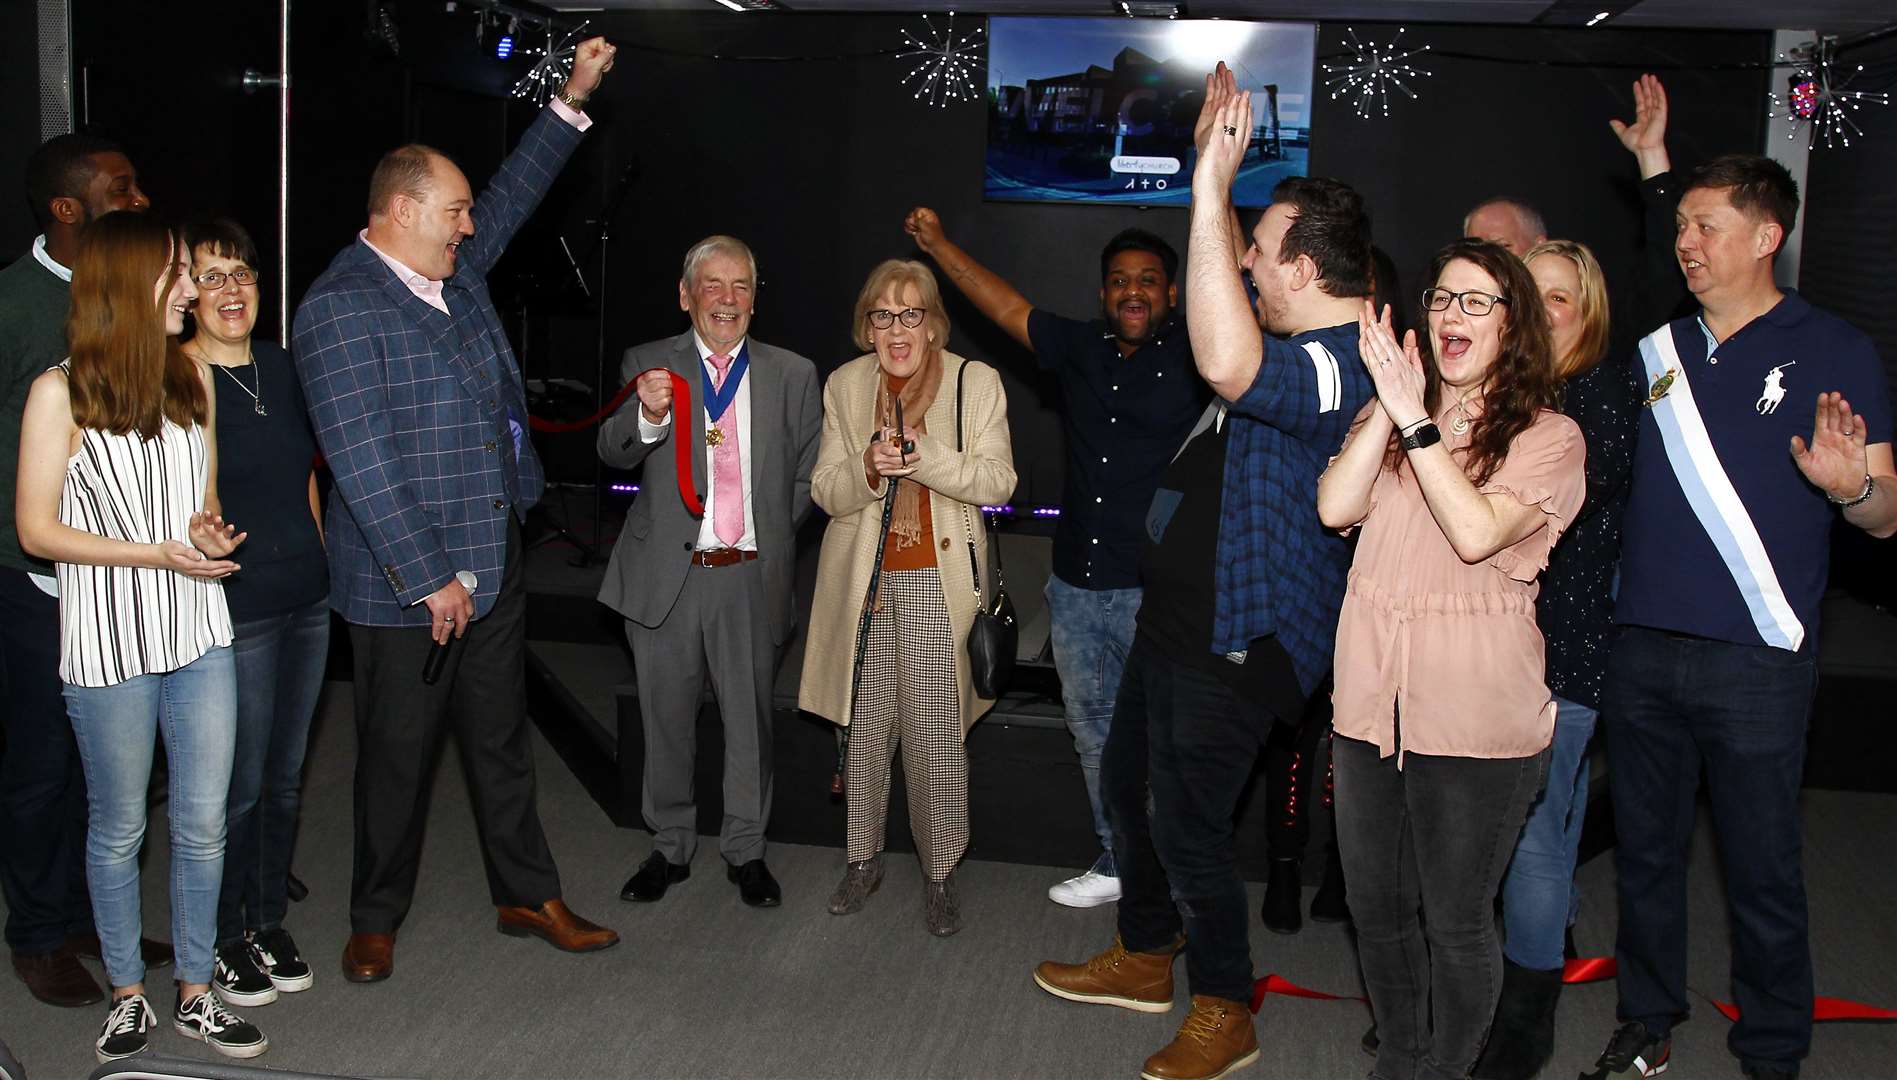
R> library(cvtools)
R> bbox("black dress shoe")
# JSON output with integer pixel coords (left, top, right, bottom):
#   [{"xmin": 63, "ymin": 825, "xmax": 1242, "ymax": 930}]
[
  {"xmin": 620, "ymin": 852, "xmax": 689, "ymax": 902},
  {"xmin": 727, "ymin": 859, "xmax": 782, "ymax": 908}
]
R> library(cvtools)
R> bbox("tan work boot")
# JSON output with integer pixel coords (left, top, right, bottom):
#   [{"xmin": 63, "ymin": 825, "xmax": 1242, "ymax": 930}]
[
  {"xmin": 1140, "ymin": 995, "xmax": 1259, "ymax": 1080},
  {"xmin": 1032, "ymin": 934, "xmax": 1183, "ymax": 1013}
]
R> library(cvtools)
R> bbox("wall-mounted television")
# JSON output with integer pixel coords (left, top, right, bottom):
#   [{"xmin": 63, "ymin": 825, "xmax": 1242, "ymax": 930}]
[{"xmin": 984, "ymin": 17, "xmax": 1316, "ymax": 209}]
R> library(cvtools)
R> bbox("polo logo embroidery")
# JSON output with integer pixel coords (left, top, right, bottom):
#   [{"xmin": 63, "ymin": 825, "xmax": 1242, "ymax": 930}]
[{"xmin": 1756, "ymin": 362, "xmax": 1797, "ymax": 415}]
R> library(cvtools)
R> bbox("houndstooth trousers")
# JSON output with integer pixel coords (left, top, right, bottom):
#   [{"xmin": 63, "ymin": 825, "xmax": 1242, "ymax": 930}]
[{"xmin": 845, "ymin": 568, "xmax": 968, "ymax": 881}]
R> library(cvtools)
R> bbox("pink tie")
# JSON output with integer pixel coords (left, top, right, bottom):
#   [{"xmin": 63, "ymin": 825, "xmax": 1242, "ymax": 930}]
[{"xmin": 706, "ymin": 353, "xmax": 745, "ymax": 548}]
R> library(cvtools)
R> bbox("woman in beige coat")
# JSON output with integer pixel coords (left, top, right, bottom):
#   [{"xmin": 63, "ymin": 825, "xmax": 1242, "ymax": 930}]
[{"xmin": 799, "ymin": 259, "xmax": 1015, "ymax": 936}]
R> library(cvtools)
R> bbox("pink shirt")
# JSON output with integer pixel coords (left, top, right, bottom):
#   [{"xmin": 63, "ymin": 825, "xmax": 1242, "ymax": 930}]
[
  {"xmin": 358, "ymin": 98, "xmax": 590, "ymax": 314},
  {"xmin": 1330, "ymin": 402, "xmax": 1586, "ymax": 763}
]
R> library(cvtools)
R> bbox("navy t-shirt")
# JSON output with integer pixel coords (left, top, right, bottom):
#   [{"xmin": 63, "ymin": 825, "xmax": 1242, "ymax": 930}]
[
  {"xmin": 1616, "ymin": 292, "xmax": 1891, "ymax": 651},
  {"xmin": 1025, "ymin": 309, "xmax": 1212, "ymax": 591},
  {"xmin": 210, "ymin": 339, "xmax": 330, "ymax": 621}
]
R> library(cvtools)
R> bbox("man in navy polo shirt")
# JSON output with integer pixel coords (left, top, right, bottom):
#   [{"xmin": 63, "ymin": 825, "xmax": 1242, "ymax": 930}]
[
  {"xmin": 1583, "ymin": 155, "xmax": 1897, "ymax": 1080},
  {"xmin": 904, "ymin": 208, "xmax": 1211, "ymax": 908}
]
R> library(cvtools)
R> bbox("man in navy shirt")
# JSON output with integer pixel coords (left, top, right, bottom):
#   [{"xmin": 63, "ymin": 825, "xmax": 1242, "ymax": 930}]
[
  {"xmin": 1584, "ymin": 155, "xmax": 1897, "ymax": 1080},
  {"xmin": 1033, "ymin": 65, "xmax": 1374, "ymax": 1080},
  {"xmin": 905, "ymin": 208, "xmax": 1210, "ymax": 909}
]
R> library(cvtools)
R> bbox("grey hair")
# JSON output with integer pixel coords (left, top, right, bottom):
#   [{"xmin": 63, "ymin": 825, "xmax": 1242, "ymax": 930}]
[
  {"xmin": 1462, "ymin": 197, "xmax": 1546, "ymax": 241},
  {"xmin": 681, "ymin": 235, "xmax": 758, "ymax": 288}
]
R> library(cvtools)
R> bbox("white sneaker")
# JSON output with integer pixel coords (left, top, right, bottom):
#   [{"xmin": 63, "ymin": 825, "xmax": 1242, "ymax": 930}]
[{"xmin": 1049, "ymin": 869, "xmax": 1122, "ymax": 908}]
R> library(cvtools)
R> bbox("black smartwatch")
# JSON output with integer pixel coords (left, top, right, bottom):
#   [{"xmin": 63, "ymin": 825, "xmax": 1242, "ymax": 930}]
[{"xmin": 1399, "ymin": 421, "xmax": 1441, "ymax": 452}]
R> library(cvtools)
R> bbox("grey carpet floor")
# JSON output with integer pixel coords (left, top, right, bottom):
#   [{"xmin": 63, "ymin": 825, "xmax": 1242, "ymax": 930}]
[{"xmin": 4, "ymin": 681, "xmax": 1896, "ymax": 1079}]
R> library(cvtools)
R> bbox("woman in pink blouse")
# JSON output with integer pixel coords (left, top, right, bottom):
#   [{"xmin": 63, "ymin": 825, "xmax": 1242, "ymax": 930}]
[{"xmin": 1317, "ymin": 239, "xmax": 1586, "ymax": 1080}]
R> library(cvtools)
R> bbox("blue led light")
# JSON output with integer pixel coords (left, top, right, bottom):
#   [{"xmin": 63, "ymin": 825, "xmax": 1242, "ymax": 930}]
[{"xmin": 496, "ymin": 34, "xmax": 514, "ymax": 59}]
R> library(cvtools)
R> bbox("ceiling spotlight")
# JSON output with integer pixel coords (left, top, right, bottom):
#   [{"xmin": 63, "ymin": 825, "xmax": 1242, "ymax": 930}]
[{"xmin": 1585, "ymin": 10, "xmax": 1612, "ymax": 26}]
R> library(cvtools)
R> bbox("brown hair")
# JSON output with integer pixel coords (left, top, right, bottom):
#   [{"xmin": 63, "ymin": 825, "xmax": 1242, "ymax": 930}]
[
  {"xmin": 851, "ymin": 258, "xmax": 950, "ymax": 355},
  {"xmin": 1524, "ymin": 239, "xmax": 1611, "ymax": 380},
  {"xmin": 367, "ymin": 144, "xmax": 445, "ymax": 218},
  {"xmin": 65, "ymin": 211, "xmax": 207, "ymax": 437},
  {"xmin": 1395, "ymin": 239, "xmax": 1560, "ymax": 486}
]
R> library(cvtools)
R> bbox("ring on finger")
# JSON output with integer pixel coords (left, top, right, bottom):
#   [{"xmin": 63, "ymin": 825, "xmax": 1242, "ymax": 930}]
[{"xmin": 1223, "ymin": 125, "xmax": 1238, "ymax": 137}]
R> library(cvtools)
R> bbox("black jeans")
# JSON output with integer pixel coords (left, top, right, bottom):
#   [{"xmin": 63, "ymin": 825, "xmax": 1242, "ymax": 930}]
[
  {"xmin": 1603, "ymin": 626, "xmax": 1816, "ymax": 1074},
  {"xmin": 1334, "ymin": 733, "xmax": 1548, "ymax": 1080},
  {"xmin": 1104, "ymin": 636, "xmax": 1275, "ymax": 1006},
  {"xmin": 0, "ymin": 567, "xmax": 92, "ymax": 954}
]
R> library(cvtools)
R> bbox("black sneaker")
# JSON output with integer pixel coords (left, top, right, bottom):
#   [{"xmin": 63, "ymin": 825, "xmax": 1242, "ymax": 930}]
[
  {"xmin": 250, "ymin": 928, "xmax": 313, "ymax": 993},
  {"xmin": 95, "ymin": 993, "xmax": 153, "ymax": 1063},
  {"xmin": 175, "ymin": 991, "xmax": 269, "ymax": 1059},
  {"xmin": 1580, "ymin": 1020, "xmax": 1671, "ymax": 1078},
  {"xmin": 213, "ymin": 939, "xmax": 278, "ymax": 1007}
]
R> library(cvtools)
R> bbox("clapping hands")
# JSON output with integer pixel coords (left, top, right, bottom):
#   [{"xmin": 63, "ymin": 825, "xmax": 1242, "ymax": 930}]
[{"xmin": 1357, "ymin": 300, "xmax": 1430, "ymax": 430}]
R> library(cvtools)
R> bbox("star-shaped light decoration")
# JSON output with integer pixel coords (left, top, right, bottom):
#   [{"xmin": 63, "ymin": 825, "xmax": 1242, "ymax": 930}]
[
  {"xmin": 1769, "ymin": 39, "xmax": 1888, "ymax": 150},
  {"xmin": 511, "ymin": 20, "xmax": 591, "ymax": 103},
  {"xmin": 900, "ymin": 13, "xmax": 985, "ymax": 108},
  {"xmin": 1322, "ymin": 26, "xmax": 1432, "ymax": 120}
]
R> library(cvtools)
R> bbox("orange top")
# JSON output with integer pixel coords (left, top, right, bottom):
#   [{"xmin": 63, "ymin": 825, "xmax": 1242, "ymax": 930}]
[
  {"xmin": 880, "ymin": 374, "xmax": 939, "ymax": 571},
  {"xmin": 1330, "ymin": 402, "xmax": 1586, "ymax": 763}
]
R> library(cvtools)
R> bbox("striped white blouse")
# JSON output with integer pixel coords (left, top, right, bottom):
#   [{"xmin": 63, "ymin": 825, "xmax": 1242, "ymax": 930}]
[{"xmin": 56, "ymin": 410, "xmax": 234, "ymax": 688}]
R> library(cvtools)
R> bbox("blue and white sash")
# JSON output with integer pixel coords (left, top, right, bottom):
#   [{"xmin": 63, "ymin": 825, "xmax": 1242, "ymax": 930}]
[{"xmin": 1637, "ymin": 326, "xmax": 1805, "ymax": 650}]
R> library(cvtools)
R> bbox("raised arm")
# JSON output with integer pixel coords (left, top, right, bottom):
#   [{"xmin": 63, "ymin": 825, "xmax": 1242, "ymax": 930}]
[
  {"xmin": 1792, "ymin": 392, "xmax": 1897, "ymax": 539},
  {"xmin": 1186, "ymin": 64, "xmax": 1265, "ymax": 402},
  {"xmin": 905, "ymin": 207, "xmax": 1035, "ymax": 352},
  {"xmin": 457, "ymin": 38, "xmax": 613, "ymax": 278},
  {"xmin": 1613, "ymin": 73, "xmax": 1687, "ymax": 332}
]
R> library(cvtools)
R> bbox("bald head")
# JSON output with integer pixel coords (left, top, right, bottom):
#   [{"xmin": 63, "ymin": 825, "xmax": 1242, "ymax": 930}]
[
  {"xmin": 363, "ymin": 144, "xmax": 474, "ymax": 282},
  {"xmin": 1463, "ymin": 198, "xmax": 1547, "ymax": 258}
]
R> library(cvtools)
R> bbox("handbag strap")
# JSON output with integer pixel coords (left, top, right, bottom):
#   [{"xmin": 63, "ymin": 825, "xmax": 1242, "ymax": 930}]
[{"xmin": 954, "ymin": 360, "xmax": 1007, "ymax": 605}]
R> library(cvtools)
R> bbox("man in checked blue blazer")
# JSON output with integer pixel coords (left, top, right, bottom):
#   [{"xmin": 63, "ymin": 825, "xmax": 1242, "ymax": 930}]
[{"xmin": 292, "ymin": 38, "xmax": 621, "ymax": 983}]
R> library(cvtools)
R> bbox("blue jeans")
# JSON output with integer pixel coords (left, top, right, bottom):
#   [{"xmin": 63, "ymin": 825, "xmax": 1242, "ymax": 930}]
[
  {"xmin": 64, "ymin": 646, "xmax": 237, "ymax": 988},
  {"xmin": 1603, "ymin": 626, "xmax": 1815, "ymax": 1074},
  {"xmin": 1105, "ymin": 637, "xmax": 1272, "ymax": 1005},
  {"xmin": 1044, "ymin": 574, "xmax": 1141, "ymax": 875},
  {"xmin": 217, "ymin": 602, "xmax": 330, "ymax": 945},
  {"xmin": 1499, "ymin": 696, "xmax": 1596, "ymax": 970}
]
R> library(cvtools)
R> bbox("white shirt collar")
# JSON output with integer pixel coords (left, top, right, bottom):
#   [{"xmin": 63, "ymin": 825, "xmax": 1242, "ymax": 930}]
[
  {"xmin": 31, "ymin": 235, "xmax": 72, "ymax": 283},
  {"xmin": 692, "ymin": 331, "xmax": 746, "ymax": 364}
]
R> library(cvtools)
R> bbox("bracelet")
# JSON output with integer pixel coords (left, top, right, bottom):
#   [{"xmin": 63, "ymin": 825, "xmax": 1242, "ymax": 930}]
[
  {"xmin": 1829, "ymin": 473, "xmax": 1875, "ymax": 509},
  {"xmin": 1397, "ymin": 416, "xmax": 1429, "ymax": 435}
]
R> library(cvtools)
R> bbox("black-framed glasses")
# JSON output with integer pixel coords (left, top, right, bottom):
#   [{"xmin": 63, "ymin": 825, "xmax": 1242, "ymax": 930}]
[
  {"xmin": 1423, "ymin": 288, "xmax": 1508, "ymax": 317},
  {"xmin": 195, "ymin": 268, "xmax": 259, "ymax": 289},
  {"xmin": 866, "ymin": 307, "xmax": 926, "ymax": 329}
]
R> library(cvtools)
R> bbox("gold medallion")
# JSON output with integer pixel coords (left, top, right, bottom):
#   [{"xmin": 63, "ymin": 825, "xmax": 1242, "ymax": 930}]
[
  {"xmin": 1644, "ymin": 369, "xmax": 1677, "ymax": 408},
  {"xmin": 706, "ymin": 424, "xmax": 725, "ymax": 447}
]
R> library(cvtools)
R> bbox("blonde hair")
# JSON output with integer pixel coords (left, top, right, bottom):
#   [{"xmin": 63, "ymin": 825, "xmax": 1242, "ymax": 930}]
[
  {"xmin": 1524, "ymin": 239, "xmax": 1611, "ymax": 380},
  {"xmin": 851, "ymin": 259, "xmax": 950, "ymax": 354}
]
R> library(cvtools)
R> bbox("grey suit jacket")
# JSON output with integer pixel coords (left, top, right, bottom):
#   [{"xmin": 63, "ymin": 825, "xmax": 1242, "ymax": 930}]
[{"xmin": 596, "ymin": 331, "xmax": 821, "ymax": 645}]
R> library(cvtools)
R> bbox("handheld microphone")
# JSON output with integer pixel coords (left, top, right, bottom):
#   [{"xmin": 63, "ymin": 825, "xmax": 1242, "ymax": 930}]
[{"xmin": 422, "ymin": 569, "xmax": 481, "ymax": 685}]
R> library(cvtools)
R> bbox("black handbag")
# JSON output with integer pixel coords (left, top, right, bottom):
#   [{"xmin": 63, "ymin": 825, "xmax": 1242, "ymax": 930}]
[{"xmin": 956, "ymin": 360, "xmax": 1017, "ymax": 699}]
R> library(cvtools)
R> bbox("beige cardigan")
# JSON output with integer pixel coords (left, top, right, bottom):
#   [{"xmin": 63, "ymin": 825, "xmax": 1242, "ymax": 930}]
[{"xmin": 798, "ymin": 352, "xmax": 1017, "ymax": 733}]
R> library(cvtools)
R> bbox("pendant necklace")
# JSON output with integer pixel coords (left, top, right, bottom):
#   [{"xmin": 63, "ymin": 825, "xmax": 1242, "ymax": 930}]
[
  {"xmin": 1448, "ymin": 389, "xmax": 1479, "ymax": 436},
  {"xmin": 214, "ymin": 353, "xmax": 267, "ymax": 416}
]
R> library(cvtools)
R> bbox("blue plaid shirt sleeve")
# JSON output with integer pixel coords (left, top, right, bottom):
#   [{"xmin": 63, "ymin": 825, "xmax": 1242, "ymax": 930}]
[
  {"xmin": 1228, "ymin": 334, "xmax": 1370, "ymax": 449},
  {"xmin": 459, "ymin": 107, "xmax": 586, "ymax": 281},
  {"xmin": 293, "ymin": 292, "xmax": 456, "ymax": 607}
]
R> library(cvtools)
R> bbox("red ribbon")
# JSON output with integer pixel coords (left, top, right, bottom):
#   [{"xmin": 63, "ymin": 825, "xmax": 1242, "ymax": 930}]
[
  {"xmin": 1563, "ymin": 956, "xmax": 1618, "ymax": 984},
  {"xmin": 1249, "ymin": 974, "xmax": 1366, "ymax": 1015},
  {"xmin": 526, "ymin": 368, "xmax": 702, "ymax": 518}
]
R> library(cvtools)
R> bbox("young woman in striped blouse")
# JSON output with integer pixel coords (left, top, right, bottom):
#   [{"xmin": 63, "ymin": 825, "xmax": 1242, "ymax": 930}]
[{"xmin": 15, "ymin": 211, "xmax": 266, "ymax": 1064}]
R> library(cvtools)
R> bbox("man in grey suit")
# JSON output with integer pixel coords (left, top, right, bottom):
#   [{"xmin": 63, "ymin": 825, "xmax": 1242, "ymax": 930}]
[{"xmin": 598, "ymin": 235, "xmax": 821, "ymax": 907}]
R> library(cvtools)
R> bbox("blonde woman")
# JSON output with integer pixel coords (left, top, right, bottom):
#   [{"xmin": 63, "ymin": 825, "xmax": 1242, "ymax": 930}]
[
  {"xmin": 799, "ymin": 259, "xmax": 1015, "ymax": 936},
  {"xmin": 1475, "ymin": 238, "xmax": 1618, "ymax": 1080}
]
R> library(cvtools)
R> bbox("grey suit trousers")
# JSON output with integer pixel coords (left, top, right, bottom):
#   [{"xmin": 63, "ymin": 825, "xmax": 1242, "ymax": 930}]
[{"xmin": 626, "ymin": 558, "xmax": 775, "ymax": 864}]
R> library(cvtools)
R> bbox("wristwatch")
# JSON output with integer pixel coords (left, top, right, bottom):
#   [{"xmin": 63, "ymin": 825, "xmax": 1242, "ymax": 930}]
[
  {"xmin": 1399, "ymin": 421, "xmax": 1441, "ymax": 452},
  {"xmin": 1829, "ymin": 472, "xmax": 1875, "ymax": 509},
  {"xmin": 555, "ymin": 86, "xmax": 589, "ymax": 109}
]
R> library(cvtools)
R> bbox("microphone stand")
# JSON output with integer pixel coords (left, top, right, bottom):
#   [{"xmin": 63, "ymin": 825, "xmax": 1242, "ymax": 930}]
[{"xmin": 579, "ymin": 157, "xmax": 642, "ymax": 562}]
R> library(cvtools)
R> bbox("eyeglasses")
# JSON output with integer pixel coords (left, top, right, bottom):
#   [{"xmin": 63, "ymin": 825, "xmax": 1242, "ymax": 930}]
[
  {"xmin": 1423, "ymin": 288, "xmax": 1509, "ymax": 317},
  {"xmin": 194, "ymin": 268, "xmax": 259, "ymax": 289},
  {"xmin": 866, "ymin": 307, "xmax": 926, "ymax": 329}
]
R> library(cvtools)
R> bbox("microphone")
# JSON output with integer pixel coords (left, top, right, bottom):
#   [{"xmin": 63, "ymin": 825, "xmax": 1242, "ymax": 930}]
[{"xmin": 422, "ymin": 569, "xmax": 481, "ymax": 685}]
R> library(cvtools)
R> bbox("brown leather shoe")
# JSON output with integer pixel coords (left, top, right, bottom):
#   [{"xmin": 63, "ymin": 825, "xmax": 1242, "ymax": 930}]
[
  {"xmin": 12, "ymin": 948, "xmax": 104, "ymax": 1007},
  {"xmin": 341, "ymin": 933, "xmax": 395, "ymax": 983},
  {"xmin": 1032, "ymin": 934, "xmax": 1184, "ymax": 1013},
  {"xmin": 64, "ymin": 932, "xmax": 174, "ymax": 969},
  {"xmin": 496, "ymin": 899, "xmax": 620, "ymax": 953},
  {"xmin": 1141, "ymin": 995, "xmax": 1259, "ymax": 1080}
]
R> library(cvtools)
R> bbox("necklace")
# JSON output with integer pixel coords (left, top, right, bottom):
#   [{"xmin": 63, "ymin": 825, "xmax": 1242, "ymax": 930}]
[
  {"xmin": 208, "ymin": 353, "xmax": 267, "ymax": 416},
  {"xmin": 1447, "ymin": 389, "xmax": 1479, "ymax": 436}
]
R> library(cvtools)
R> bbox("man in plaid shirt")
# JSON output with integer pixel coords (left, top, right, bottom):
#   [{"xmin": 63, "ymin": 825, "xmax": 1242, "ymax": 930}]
[{"xmin": 1034, "ymin": 64, "xmax": 1374, "ymax": 1080}]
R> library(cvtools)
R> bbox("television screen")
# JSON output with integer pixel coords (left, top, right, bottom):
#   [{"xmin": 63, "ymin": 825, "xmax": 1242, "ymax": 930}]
[{"xmin": 984, "ymin": 17, "xmax": 1316, "ymax": 208}]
